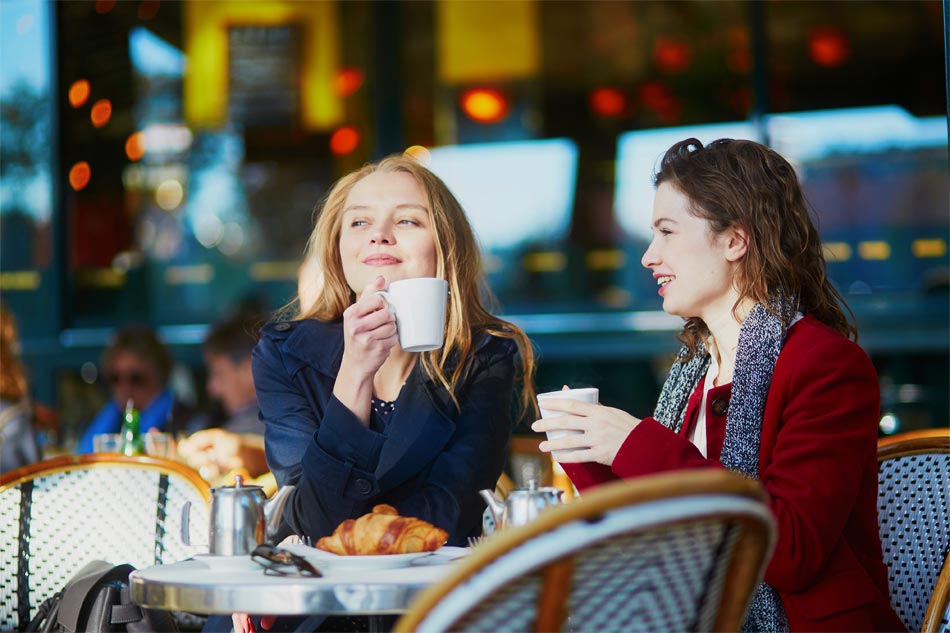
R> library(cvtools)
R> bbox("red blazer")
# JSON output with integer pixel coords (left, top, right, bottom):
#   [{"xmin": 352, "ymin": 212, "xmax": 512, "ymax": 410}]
[{"xmin": 563, "ymin": 316, "xmax": 904, "ymax": 632}]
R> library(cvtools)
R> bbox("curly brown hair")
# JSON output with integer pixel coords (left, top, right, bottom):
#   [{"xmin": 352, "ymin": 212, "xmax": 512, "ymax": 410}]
[{"xmin": 654, "ymin": 138, "xmax": 856, "ymax": 357}]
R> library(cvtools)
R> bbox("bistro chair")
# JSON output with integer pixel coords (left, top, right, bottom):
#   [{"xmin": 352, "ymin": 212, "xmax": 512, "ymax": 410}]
[
  {"xmin": 0, "ymin": 453, "xmax": 211, "ymax": 631},
  {"xmin": 877, "ymin": 428, "xmax": 950, "ymax": 633},
  {"xmin": 395, "ymin": 469, "xmax": 775, "ymax": 633}
]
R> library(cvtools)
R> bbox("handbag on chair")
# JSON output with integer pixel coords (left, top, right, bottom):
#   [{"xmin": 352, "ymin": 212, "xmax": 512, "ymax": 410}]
[{"xmin": 24, "ymin": 560, "xmax": 179, "ymax": 633}]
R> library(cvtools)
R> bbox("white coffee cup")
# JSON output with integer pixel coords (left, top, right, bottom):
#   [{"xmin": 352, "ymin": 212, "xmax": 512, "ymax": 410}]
[
  {"xmin": 536, "ymin": 387, "xmax": 599, "ymax": 461},
  {"xmin": 375, "ymin": 277, "xmax": 448, "ymax": 352}
]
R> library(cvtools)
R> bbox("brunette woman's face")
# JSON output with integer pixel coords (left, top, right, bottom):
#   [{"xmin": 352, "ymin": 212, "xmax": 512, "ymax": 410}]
[
  {"xmin": 641, "ymin": 183, "xmax": 741, "ymax": 322},
  {"xmin": 107, "ymin": 350, "xmax": 163, "ymax": 411},
  {"xmin": 338, "ymin": 171, "xmax": 438, "ymax": 294}
]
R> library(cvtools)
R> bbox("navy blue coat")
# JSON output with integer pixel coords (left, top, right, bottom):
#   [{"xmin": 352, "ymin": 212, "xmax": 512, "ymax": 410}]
[{"xmin": 252, "ymin": 319, "xmax": 516, "ymax": 545}]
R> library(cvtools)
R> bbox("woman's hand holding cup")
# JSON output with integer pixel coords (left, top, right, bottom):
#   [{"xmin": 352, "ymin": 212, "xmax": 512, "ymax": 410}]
[
  {"xmin": 340, "ymin": 275, "xmax": 399, "ymax": 378},
  {"xmin": 532, "ymin": 386, "xmax": 641, "ymax": 467}
]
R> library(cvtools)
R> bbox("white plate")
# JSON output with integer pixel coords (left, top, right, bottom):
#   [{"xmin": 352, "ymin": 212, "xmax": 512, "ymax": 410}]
[
  {"xmin": 281, "ymin": 544, "xmax": 464, "ymax": 572},
  {"xmin": 190, "ymin": 554, "xmax": 257, "ymax": 571}
]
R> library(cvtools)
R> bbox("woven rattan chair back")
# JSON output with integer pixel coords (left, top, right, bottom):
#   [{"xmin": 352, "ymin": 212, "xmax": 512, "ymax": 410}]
[
  {"xmin": 395, "ymin": 469, "xmax": 775, "ymax": 633},
  {"xmin": 877, "ymin": 429, "xmax": 950, "ymax": 633},
  {"xmin": 0, "ymin": 454, "xmax": 211, "ymax": 631}
]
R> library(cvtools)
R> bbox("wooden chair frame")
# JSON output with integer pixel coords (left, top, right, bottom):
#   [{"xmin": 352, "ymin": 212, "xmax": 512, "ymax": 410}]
[
  {"xmin": 877, "ymin": 428, "xmax": 950, "ymax": 633},
  {"xmin": 395, "ymin": 469, "xmax": 774, "ymax": 633},
  {"xmin": 0, "ymin": 453, "xmax": 211, "ymax": 498}
]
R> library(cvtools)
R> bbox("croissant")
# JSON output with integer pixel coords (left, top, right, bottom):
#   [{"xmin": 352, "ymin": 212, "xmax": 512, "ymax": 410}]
[{"xmin": 316, "ymin": 504, "xmax": 448, "ymax": 555}]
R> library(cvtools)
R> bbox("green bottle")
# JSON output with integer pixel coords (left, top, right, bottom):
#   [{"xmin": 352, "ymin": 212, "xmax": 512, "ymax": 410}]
[{"xmin": 120, "ymin": 399, "xmax": 144, "ymax": 456}]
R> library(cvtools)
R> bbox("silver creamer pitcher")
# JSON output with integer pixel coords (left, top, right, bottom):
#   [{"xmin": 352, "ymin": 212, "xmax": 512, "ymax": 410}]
[
  {"xmin": 480, "ymin": 479, "xmax": 564, "ymax": 529},
  {"xmin": 182, "ymin": 474, "xmax": 295, "ymax": 555}
]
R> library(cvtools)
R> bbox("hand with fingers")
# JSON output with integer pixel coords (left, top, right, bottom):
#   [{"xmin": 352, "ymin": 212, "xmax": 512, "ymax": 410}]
[
  {"xmin": 531, "ymin": 396, "xmax": 642, "ymax": 467},
  {"xmin": 341, "ymin": 275, "xmax": 399, "ymax": 377},
  {"xmin": 232, "ymin": 613, "xmax": 277, "ymax": 633},
  {"xmin": 333, "ymin": 275, "xmax": 399, "ymax": 425}
]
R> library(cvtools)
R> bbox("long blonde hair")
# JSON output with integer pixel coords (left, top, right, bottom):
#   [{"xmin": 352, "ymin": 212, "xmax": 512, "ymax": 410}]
[{"xmin": 297, "ymin": 155, "xmax": 537, "ymax": 420}]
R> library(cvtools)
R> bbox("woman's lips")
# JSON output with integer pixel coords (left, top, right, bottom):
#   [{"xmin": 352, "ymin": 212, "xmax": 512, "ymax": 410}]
[{"xmin": 363, "ymin": 255, "xmax": 401, "ymax": 266}]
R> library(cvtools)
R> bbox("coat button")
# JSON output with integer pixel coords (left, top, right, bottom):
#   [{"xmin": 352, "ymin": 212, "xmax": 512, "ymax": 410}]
[
  {"xmin": 353, "ymin": 478, "xmax": 372, "ymax": 495},
  {"xmin": 710, "ymin": 397, "xmax": 729, "ymax": 417},
  {"xmin": 274, "ymin": 322, "xmax": 291, "ymax": 332}
]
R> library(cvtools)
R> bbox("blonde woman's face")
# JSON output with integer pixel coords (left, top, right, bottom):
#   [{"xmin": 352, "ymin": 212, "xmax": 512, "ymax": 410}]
[{"xmin": 338, "ymin": 171, "xmax": 438, "ymax": 294}]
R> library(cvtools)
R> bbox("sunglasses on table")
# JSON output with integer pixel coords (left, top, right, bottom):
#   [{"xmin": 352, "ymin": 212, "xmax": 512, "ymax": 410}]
[{"xmin": 251, "ymin": 543, "xmax": 322, "ymax": 577}]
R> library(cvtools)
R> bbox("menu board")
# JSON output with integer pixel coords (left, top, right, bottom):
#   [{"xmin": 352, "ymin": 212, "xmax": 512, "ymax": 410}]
[{"xmin": 227, "ymin": 24, "xmax": 300, "ymax": 127}]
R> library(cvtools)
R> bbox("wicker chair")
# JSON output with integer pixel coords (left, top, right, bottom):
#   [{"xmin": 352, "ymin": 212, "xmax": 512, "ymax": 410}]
[
  {"xmin": 395, "ymin": 469, "xmax": 775, "ymax": 633},
  {"xmin": 877, "ymin": 429, "xmax": 950, "ymax": 633},
  {"xmin": 0, "ymin": 454, "xmax": 211, "ymax": 631}
]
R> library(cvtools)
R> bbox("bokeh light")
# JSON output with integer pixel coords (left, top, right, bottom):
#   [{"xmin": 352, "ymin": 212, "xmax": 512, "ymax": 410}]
[
  {"xmin": 589, "ymin": 88, "xmax": 626, "ymax": 118},
  {"xmin": 125, "ymin": 131, "xmax": 146, "ymax": 161},
  {"xmin": 68, "ymin": 80, "xmax": 90, "ymax": 108},
  {"xmin": 138, "ymin": 0, "xmax": 160, "ymax": 20},
  {"xmin": 808, "ymin": 26, "xmax": 850, "ymax": 68},
  {"xmin": 156, "ymin": 179, "xmax": 184, "ymax": 211},
  {"xmin": 95, "ymin": 0, "xmax": 116, "ymax": 14},
  {"xmin": 90, "ymin": 99, "xmax": 112, "ymax": 127},
  {"xmin": 460, "ymin": 88, "xmax": 509, "ymax": 124},
  {"xmin": 403, "ymin": 145, "xmax": 431, "ymax": 166},
  {"xmin": 330, "ymin": 126, "xmax": 360, "ymax": 156},
  {"xmin": 69, "ymin": 162, "xmax": 91, "ymax": 191},
  {"xmin": 335, "ymin": 68, "xmax": 364, "ymax": 97},
  {"xmin": 653, "ymin": 36, "xmax": 693, "ymax": 73}
]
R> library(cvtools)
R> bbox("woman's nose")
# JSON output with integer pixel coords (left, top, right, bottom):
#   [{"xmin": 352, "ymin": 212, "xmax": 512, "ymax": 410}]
[
  {"xmin": 370, "ymin": 222, "xmax": 394, "ymax": 244},
  {"xmin": 641, "ymin": 239, "xmax": 659, "ymax": 269}
]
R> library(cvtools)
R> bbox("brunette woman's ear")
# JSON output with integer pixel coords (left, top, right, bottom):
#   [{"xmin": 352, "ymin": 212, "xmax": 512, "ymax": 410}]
[{"xmin": 724, "ymin": 226, "xmax": 749, "ymax": 262}]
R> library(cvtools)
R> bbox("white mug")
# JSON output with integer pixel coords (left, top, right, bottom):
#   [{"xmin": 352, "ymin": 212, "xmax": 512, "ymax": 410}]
[
  {"xmin": 376, "ymin": 277, "xmax": 448, "ymax": 352},
  {"xmin": 536, "ymin": 387, "xmax": 599, "ymax": 461}
]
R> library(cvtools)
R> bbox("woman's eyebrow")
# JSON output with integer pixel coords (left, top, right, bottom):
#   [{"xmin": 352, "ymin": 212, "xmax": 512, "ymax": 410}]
[
  {"xmin": 343, "ymin": 203, "xmax": 428, "ymax": 213},
  {"xmin": 652, "ymin": 217, "xmax": 678, "ymax": 227}
]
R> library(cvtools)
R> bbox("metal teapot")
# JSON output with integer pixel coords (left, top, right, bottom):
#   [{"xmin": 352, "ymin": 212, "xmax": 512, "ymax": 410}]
[
  {"xmin": 182, "ymin": 475, "xmax": 295, "ymax": 555},
  {"xmin": 479, "ymin": 479, "xmax": 564, "ymax": 530}
]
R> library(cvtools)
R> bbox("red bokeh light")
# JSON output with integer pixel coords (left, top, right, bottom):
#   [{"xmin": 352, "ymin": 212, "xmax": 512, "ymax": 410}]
[
  {"xmin": 653, "ymin": 36, "xmax": 693, "ymax": 73},
  {"xmin": 90, "ymin": 99, "xmax": 112, "ymax": 128},
  {"xmin": 588, "ymin": 88, "xmax": 626, "ymax": 118},
  {"xmin": 125, "ymin": 132, "xmax": 146, "ymax": 161},
  {"xmin": 69, "ymin": 162, "xmax": 91, "ymax": 191},
  {"xmin": 335, "ymin": 68, "xmax": 364, "ymax": 97},
  {"xmin": 808, "ymin": 26, "xmax": 850, "ymax": 68},
  {"xmin": 330, "ymin": 127, "xmax": 360, "ymax": 156},
  {"xmin": 68, "ymin": 80, "xmax": 90, "ymax": 108}
]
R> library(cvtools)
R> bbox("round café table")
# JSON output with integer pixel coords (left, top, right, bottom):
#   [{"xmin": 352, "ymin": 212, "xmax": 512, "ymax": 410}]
[{"xmin": 130, "ymin": 551, "xmax": 464, "ymax": 628}]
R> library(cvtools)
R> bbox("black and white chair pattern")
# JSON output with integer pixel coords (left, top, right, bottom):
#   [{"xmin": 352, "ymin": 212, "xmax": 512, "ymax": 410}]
[
  {"xmin": 0, "ymin": 454, "xmax": 211, "ymax": 631},
  {"xmin": 395, "ymin": 469, "xmax": 775, "ymax": 633},
  {"xmin": 877, "ymin": 429, "xmax": 950, "ymax": 633}
]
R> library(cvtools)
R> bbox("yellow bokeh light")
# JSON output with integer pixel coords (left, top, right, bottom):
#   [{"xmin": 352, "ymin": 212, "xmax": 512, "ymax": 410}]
[
  {"xmin": 460, "ymin": 88, "xmax": 509, "ymax": 124},
  {"xmin": 156, "ymin": 179, "xmax": 184, "ymax": 211},
  {"xmin": 403, "ymin": 145, "xmax": 431, "ymax": 166}
]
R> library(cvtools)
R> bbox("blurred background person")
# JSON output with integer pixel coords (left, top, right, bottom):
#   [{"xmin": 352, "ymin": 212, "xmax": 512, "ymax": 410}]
[
  {"xmin": 78, "ymin": 325, "xmax": 202, "ymax": 453},
  {"xmin": 177, "ymin": 311, "xmax": 270, "ymax": 483},
  {"xmin": 0, "ymin": 303, "xmax": 41, "ymax": 473},
  {"xmin": 202, "ymin": 311, "xmax": 264, "ymax": 435}
]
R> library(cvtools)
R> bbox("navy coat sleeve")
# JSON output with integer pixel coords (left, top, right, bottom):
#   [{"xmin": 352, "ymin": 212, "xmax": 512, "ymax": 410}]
[{"xmin": 253, "ymin": 322, "xmax": 516, "ymax": 545}]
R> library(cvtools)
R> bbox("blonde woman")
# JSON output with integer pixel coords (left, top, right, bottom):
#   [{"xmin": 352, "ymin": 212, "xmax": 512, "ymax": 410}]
[{"xmin": 256, "ymin": 154, "xmax": 535, "ymax": 544}]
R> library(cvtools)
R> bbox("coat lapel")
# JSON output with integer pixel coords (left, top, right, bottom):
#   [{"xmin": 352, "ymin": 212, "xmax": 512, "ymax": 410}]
[{"xmin": 375, "ymin": 368, "xmax": 456, "ymax": 490}]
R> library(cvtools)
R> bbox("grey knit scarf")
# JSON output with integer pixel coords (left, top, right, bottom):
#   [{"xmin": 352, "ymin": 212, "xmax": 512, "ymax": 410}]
[{"xmin": 653, "ymin": 296, "xmax": 797, "ymax": 633}]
